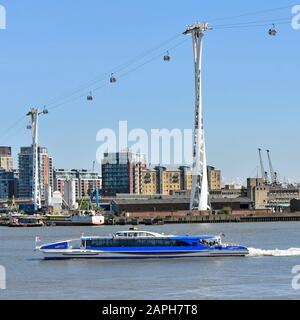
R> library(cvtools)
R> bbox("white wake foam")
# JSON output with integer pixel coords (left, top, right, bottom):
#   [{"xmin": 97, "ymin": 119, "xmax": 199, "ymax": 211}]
[{"xmin": 248, "ymin": 247, "xmax": 300, "ymax": 257}]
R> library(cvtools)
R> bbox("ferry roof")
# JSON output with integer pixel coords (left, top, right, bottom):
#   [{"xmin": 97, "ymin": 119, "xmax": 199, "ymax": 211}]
[
  {"xmin": 111, "ymin": 197, "xmax": 252, "ymax": 205},
  {"xmin": 81, "ymin": 232, "xmax": 220, "ymax": 241}
]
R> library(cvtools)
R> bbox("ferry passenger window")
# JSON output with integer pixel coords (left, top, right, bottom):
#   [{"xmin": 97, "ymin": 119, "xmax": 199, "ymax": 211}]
[
  {"xmin": 117, "ymin": 233, "xmax": 125, "ymax": 237},
  {"xmin": 147, "ymin": 239, "xmax": 156, "ymax": 246},
  {"xmin": 175, "ymin": 240, "xmax": 190, "ymax": 246}
]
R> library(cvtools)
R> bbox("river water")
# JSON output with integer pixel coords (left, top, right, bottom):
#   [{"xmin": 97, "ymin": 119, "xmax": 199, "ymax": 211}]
[{"xmin": 1, "ymin": 222, "xmax": 300, "ymax": 300}]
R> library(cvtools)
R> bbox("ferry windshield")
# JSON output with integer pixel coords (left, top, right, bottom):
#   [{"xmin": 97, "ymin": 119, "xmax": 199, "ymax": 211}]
[
  {"xmin": 115, "ymin": 231, "xmax": 157, "ymax": 237},
  {"xmin": 200, "ymin": 239, "xmax": 221, "ymax": 247}
]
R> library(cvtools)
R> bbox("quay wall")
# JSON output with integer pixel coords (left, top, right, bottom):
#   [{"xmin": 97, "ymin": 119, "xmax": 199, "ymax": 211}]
[{"xmin": 2, "ymin": 212, "xmax": 300, "ymax": 226}]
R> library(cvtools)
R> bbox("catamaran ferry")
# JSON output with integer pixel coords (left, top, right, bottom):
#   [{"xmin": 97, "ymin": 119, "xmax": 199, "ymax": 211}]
[{"xmin": 36, "ymin": 229, "xmax": 249, "ymax": 260}]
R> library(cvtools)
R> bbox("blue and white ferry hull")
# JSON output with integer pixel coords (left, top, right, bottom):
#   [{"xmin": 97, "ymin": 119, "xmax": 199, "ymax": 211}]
[
  {"xmin": 38, "ymin": 247, "xmax": 249, "ymax": 260},
  {"xmin": 36, "ymin": 230, "xmax": 249, "ymax": 260},
  {"xmin": 38, "ymin": 250, "xmax": 248, "ymax": 260}
]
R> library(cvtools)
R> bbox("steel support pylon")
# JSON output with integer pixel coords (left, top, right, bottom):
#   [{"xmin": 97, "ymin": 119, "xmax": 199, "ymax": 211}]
[
  {"xmin": 27, "ymin": 107, "xmax": 48, "ymax": 212},
  {"xmin": 184, "ymin": 22, "xmax": 211, "ymax": 211}
]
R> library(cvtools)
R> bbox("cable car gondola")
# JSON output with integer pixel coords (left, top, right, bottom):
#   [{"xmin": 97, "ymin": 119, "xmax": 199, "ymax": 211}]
[
  {"xmin": 110, "ymin": 73, "xmax": 117, "ymax": 83},
  {"xmin": 87, "ymin": 92, "xmax": 93, "ymax": 101},
  {"xmin": 268, "ymin": 24, "xmax": 277, "ymax": 36},
  {"xmin": 163, "ymin": 51, "xmax": 171, "ymax": 62}
]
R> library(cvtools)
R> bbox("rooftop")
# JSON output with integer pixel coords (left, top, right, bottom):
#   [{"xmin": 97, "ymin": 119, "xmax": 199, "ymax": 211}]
[{"xmin": 112, "ymin": 196, "xmax": 253, "ymax": 205}]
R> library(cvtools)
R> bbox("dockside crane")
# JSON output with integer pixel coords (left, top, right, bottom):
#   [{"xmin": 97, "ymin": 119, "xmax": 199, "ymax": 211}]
[
  {"xmin": 266, "ymin": 149, "xmax": 277, "ymax": 185},
  {"xmin": 90, "ymin": 189, "xmax": 100, "ymax": 210},
  {"xmin": 258, "ymin": 148, "xmax": 268, "ymax": 184}
]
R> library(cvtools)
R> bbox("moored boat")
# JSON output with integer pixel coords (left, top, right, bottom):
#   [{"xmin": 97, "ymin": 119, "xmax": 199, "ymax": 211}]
[
  {"xmin": 36, "ymin": 229, "xmax": 249, "ymax": 260},
  {"xmin": 46, "ymin": 210, "xmax": 105, "ymax": 226},
  {"xmin": 9, "ymin": 216, "xmax": 44, "ymax": 228}
]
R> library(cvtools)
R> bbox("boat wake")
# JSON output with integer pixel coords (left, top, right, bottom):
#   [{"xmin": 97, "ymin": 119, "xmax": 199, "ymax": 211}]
[{"xmin": 248, "ymin": 247, "xmax": 300, "ymax": 257}]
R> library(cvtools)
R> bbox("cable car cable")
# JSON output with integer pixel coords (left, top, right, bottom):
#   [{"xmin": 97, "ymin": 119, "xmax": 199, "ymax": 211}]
[
  {"xmin": 43, "ymin": 33, "xmax": 182, "ymax": 109},
  {"xmin": 214, "ymin": 20, "xmax": 290, "ymax": 30},
  {"xmin": 213, "ymin": 16, "xmax": 291, "ymax": 28},
  {"xmin": 4, "ymin": 3, "xmax": 294, "ymax": 131},
  {"xmin": 0, "ymin": 115, "xmax": 27, "ymax": 140},
  {"xmin": 48, "ymin": 38, "xmax": 189, "ymax": 111},
  {"xmin": 209, "ymin": 4, "xmax": 293, "ymax": 23}
]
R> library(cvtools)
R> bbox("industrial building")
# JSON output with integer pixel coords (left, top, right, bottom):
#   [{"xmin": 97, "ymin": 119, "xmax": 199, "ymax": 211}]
[
  {"xmin": 111, "ymin": 197, "xmax": 191, "ymax": 214},
  {"xmin": 54, "ymin": 169, "xmax": 79, "ymax": 198},
  {"xmin": 247, "ymin": 177, "xmax": 300, "ymax": 211},
  {"xmin": 110, "ymin": 195, "xmax": 253, "ymax": 215},
  {"xmin": 63, "ymin": 179, "xmax": 78, "ymax": 210},
  {"xmin": 290, "ymin": 199, "xmax": 300, "ymax": 213},
  {"xmin": 209, "ymin": 176, "xmax": 300, "ymax": 212},
  {"xmin": 246, "ymin": 149, "xmax": 300, "ymax": 211},
  {"xmin": 211, "ymin": 184, "xmax": 247, "ymax": 199}
]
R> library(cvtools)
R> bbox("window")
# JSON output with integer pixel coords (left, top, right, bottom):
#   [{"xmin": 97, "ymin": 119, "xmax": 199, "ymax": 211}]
[{"xmin": 85, "ymin": 238, "xmax": 191, "ymax": 248}]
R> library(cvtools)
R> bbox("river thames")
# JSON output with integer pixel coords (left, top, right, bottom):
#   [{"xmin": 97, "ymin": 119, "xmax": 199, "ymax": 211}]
[{"xmin": 1, "ymin": 222, "xmax": 300, "ymax": 300}]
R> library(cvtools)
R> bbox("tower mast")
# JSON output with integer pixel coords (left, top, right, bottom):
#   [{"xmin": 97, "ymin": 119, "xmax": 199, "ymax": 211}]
[
  {"xmin": 26, "ymin": 108, "xmax": 48, "ymax": 212},
  {"xmin": 184, "ymin": 22, "xmax": 211, "ymax": 211}
]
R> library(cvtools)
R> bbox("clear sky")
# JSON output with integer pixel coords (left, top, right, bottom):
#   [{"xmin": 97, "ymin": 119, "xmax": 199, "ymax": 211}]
[{"xmin": 0, "ymin": 0, "xmax": 299, "ymax": 184}]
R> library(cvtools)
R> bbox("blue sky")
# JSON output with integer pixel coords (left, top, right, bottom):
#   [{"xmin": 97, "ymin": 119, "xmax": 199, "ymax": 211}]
[{"xmin": 0, "ymin": 0, "xmax": 299, "ymax": 184}]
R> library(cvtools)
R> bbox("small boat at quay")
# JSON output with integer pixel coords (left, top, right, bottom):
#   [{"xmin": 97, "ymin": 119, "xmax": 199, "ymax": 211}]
[
  {"xmin": 36, "ymin": 229, "xmax": 249, "ymax": 260},
  {"xmin": 45, "ymin": 211, "xmax": 105, "ymax": 226},
  {"xmin": 9, "ymin": 216, "xmax": 44, "ymax": 228}
]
